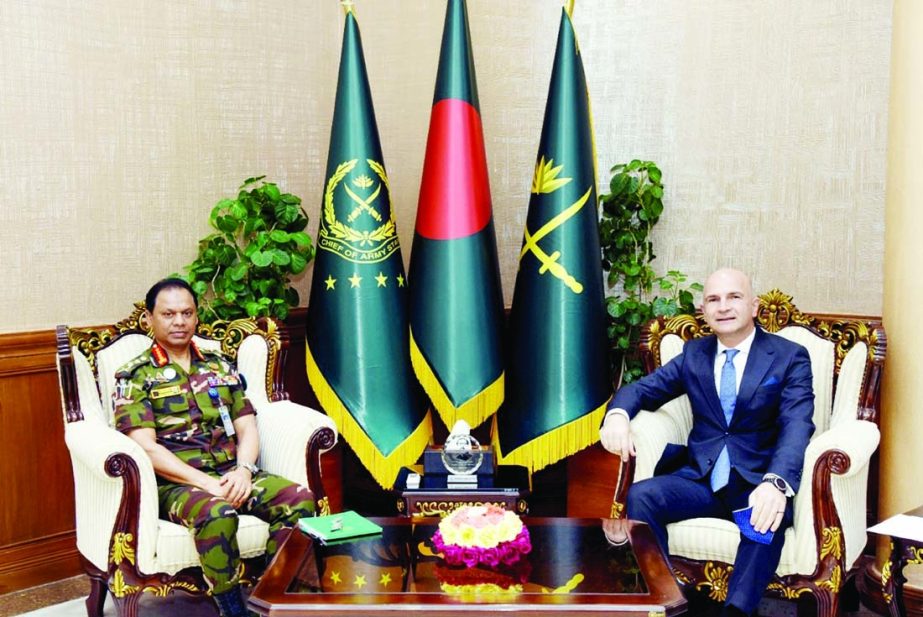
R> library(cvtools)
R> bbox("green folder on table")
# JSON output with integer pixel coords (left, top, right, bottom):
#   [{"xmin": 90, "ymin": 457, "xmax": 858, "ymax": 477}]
[{"xmin": 297, "ymin": 510, "xmax": 383, "ymax": 545}]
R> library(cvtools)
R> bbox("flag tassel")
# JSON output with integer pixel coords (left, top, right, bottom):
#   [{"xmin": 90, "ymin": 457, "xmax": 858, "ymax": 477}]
[
  {"xmin": 492, "ymin": 397, "xmax": 610, "ymax": 475},
  {"xmin": 410, "ymin": 330, "xmax": 504, "ymax": 429},
  {"xmin": 307, "ymin": 343, "xmax": 433, "ymax": 489}
]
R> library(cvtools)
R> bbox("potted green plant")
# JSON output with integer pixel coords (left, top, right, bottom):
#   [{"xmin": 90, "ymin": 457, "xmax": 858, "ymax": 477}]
[
  {"xmin": 182, "ymin": 176, "xmax": 315, "ymax": 322},
  {"xmin": 598, "ymin": 160, "xmax": 702, "ymax": 384}
]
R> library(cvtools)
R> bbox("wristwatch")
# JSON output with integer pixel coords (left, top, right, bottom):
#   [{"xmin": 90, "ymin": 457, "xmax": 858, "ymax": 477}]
[
  {"xmin": 237, "ymin": 461, "xmax": 259, "ymax": 475},
  {"xmin": 762, "ymin": 475, "xmax": 787, "ymax": 493}
]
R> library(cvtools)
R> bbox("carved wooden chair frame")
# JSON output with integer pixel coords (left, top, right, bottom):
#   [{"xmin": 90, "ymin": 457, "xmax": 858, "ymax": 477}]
[
  {"xmin": 610, "ymin": 289, "xmax": 886, "ymax": 616},
  {"xmin": 57, "ymin": 303, "xmax": 336, "ymax": 616}
]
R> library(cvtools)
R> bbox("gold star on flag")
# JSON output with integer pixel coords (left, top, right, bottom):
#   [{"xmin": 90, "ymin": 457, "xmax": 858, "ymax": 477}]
[
  {"xmin": 375, "ymin": 272, "xmax": 388, "ymax": 287},
  {"xmin": 330, "ymin": 571, "xmax": 341, "ymax": 585},
  {"xmin": 396, "ymin": 274, "xmax": 405, "ymax": 287},
  {"xmin": 325, "ymin": 275, "xmax": 337, "ymax": 290},
  {"xmin": 353, "ymin": 574, "xmax": 367, "ymax": 589},
  {"xmin": 349, "ymin": 273, "xmax": 362, "ymax": 288},
  {"xmin": 379, "ymin": 572, "xmax": 392, "ymax": 587}
]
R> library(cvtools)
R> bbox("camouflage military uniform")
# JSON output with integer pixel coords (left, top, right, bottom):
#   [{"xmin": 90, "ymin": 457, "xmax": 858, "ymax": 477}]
[{"xmin": 114, "ymin": 341, "xmax": 314, "ymax": 594}]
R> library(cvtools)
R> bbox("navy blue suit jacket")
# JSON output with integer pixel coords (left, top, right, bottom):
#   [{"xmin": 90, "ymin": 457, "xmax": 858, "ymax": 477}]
[{"xmin": 612, "ymin": 327, "xmax": 815, "ymax": 492}]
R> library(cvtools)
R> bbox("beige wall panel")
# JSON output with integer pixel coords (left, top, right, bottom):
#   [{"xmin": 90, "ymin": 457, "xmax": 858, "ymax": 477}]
[{"xmin": 0, "ymin": 1, "xmax": 890, "ymax": 332}]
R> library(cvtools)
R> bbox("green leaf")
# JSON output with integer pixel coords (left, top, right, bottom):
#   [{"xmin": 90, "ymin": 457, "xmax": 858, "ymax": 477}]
[
  {"xmin": 648, "ymin": 167, "xmax": 662, "ymax": 183},
  {"xmin": 281, "ymin": 193, "xmax": 301, "ymax": 205},
  {"xmin": 227, "ymin": 262, "xmax": 248, "ymax": 281},
  {"xmin": 269, "ymin": 230, "xmax": 290, "ymax": 243},
  {"xmin": 263, "ymin": 183, "xmax": 281, "ymax": 201},
  {"xmin": 217, "ymin": 215, "xmax": 238, "ymax": 234},
  {"xmin": 229, "ymin": 201, "xmax": 248, "ymax": 220},
  {"xmin": 244, "ymin": 301, "xmax": 262, "ymax": 317},
  {"xmin": 271, "ymin": 249, "xmax": 291, "ymax": 267},
  {"xmin": 290, "ymin": 231, "xmax": 313, "ymax": 249},
  {"xmin": 610, "ymin": 173, "xmax": 630, "ymax": 195},
  {"xmin": 290, "ymin": 252, "xmax": 308, "ymax": 274},
  {"xmin": 250, "ymin": 251, "xmax": 273, "ymax": 267},
  {"xmin": 241, "ymin": 175, "xmax": 267, "ymax": 188}
]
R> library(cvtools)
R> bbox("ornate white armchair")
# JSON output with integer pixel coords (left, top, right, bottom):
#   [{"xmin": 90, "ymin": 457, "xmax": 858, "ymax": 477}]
[
  {"xmin": 56, "ymin": 304, "xmax": 338, "ymax": 617},
  {"xmin": 610, "ymin": 290, "xmax": 885, "ymax": 617}
]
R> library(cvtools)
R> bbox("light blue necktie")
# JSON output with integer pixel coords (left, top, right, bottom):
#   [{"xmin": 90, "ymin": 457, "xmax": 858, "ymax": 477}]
[{"xmin": 710, "ymin": 348, "xmax": 739, "ymax": 491}]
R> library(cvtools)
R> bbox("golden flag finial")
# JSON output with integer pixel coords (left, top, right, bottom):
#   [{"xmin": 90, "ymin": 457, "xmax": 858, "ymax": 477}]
[
  {"xmin": 340, "ymin": 0, "xmax": 355, "ymax": 16},
  {"xmin": 564, "ymin": 0, "xmax": 575, "ymax": 17}
]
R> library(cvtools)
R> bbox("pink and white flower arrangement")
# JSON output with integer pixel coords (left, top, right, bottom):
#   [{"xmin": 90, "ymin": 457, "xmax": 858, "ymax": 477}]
[{"xmin": 431, "ymin": 504, "xmax": 531, "ymax": 568}]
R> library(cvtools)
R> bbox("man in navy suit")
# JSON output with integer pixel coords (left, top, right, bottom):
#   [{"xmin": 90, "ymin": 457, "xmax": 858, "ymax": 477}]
[{"xmin": 600, "ymin": 268, "xmax": 815, "ymax": 617}]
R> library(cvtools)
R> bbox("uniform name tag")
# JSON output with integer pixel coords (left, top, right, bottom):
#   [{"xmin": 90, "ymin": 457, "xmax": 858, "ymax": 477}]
[{"xmin": 150, "ymin": 384, "xmax": 182, "ymax": 399}]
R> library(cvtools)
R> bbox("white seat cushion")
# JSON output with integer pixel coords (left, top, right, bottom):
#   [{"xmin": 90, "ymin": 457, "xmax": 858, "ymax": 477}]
[{"xmin": 152, "ymin": 515, "xmax": 270, "ymax": 574}]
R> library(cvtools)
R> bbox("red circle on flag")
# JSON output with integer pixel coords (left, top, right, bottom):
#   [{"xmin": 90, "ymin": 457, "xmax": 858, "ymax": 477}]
[{"xmin": 415, "ymin": 99, "xmax": 493, "ymax": 240}]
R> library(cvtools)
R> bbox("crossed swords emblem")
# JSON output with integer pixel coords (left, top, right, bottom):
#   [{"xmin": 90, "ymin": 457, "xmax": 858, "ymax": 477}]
[
  {"xmin": 345, "ymin": 180, "xmax": 382, "ymax": 223},
  {"xmin": 521, "ymin": 156, "xmax": 593, "ymax": 294}
]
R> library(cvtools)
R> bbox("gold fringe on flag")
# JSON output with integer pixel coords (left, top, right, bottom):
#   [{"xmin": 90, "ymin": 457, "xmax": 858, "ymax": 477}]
[
  {"xmin": 409, "ymin": 330, "xmax": 504, "ymax": 430},
  {"xmin": 491, "ymin": 397, "xmax": 611, "ymax": 475},
  {"xmin": 306, "ymin": 343, "xmax": 433, "ymax": 489}
]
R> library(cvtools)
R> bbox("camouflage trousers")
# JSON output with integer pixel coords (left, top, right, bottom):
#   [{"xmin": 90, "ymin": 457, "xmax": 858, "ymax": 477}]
[{"xmin": 158, "ymin": 471, "xmax": 314, "ymax": 594}]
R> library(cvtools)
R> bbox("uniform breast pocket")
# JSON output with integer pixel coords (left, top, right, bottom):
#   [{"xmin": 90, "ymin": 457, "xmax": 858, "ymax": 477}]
[{"xmin": 151, "ymin": 394, "xmax": 196, "ymax": 431}]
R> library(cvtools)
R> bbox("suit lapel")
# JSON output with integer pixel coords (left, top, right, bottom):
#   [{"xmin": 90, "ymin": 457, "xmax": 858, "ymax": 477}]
[
  {"xmin": 735, "ymin": 327, "xmax": 774, "ymax": 416},
  {"xmin": 693, "ymin": 337, "xmax": 726, "ymax": 422}
]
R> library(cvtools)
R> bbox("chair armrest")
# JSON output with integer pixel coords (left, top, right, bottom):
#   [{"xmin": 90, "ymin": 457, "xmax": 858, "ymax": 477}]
[
  {"xmin": 631, "ymin": 397, "xmax": 693, "ymax": 482},
  {"xmin": 255, "ymin": 400, "xmax": 337, "ymax": 507},
  {"xmin": 611, "ymin": 398, "xmax": 693, "ymax": 518},
  {"xmin": 788, "ymin": 420, "xmax": 880, "ymax": 575},
  {"xmin": 64, "ymin": 420, "xmax": 160, "ymax": 573}
]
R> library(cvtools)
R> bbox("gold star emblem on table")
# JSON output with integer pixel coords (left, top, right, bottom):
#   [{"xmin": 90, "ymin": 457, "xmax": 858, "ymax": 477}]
[
  {"xmin": 396, "ymin": 274, "xmax": 405, "ymax": 287},
  {"xmin": 379, "ymin": 572, "xmax": 392, "ymax": 587},
  {"xmin": 324, "ymin": 275, "xmax": 337, "ymax": 290},
  {"xmin": 329, "ymin": 571, "xmax": 341, "ymax": 585},
  {"xmin": 375, "ymin": 272, "xmax": 388, "ymax": 287},
  {"xmin": 353, "ymin": 574, "xmax": 367, "ymax": 589},
  {"xmin": 349, "ymin": 273, "xmax": 362, "ymax": 288}
]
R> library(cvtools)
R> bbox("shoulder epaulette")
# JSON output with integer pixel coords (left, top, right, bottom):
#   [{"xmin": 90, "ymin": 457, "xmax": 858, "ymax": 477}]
[{"xmin": 114, "ymin": 348, "xmax": 154, "ymax": 379}]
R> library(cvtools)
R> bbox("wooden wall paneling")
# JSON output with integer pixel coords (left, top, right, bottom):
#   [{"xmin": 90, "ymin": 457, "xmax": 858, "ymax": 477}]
[
  {"xmin": 0, "ymin": 331, "xmax": 82, "ymax": 593},
  {"xmin": 566, "ymin": 444, "xmax": 621, "ymax": 518}
]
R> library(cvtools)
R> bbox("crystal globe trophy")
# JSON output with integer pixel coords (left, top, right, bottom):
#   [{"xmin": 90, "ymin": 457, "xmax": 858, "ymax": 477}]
[{"xmin": 440, "ymin": 420, "xmax": 484, "ymax": 485}]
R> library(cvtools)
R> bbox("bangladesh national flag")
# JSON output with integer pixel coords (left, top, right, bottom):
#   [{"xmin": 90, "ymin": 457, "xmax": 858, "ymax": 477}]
[
  {"xmin": 492, "ymin": 5, "xmax": 611, "ymax": 474},
  {"xmin": 306, "ymin": 4, "xmax": 431, "ymax": 489},
  {"xmin": 408, "ymin": 0, "xmax": 505, "ymax": 430}
]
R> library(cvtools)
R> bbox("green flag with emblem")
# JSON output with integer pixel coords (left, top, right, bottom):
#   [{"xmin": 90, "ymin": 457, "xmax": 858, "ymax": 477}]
[
  {"xmin": 492, "ymin": 3, "xmax": 611, "ymax": 474},
  {"xmin": 306, "ymin": 3, "xmax": 431, "ymax": 489}
]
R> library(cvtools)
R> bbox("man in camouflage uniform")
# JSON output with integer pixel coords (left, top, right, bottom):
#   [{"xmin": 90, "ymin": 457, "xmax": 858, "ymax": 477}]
[{"xmin": 114, "ymin": 278, "xmax": 314, "ymax": 617}]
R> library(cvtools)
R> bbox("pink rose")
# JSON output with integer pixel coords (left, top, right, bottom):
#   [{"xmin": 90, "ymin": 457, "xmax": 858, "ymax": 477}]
[
  {"xmin": 480, "ymin": 547, "xmax": 501, "ymax": 567},
  {"xmin": 461, "ymin": 547, "xmax": 480, "ymax": 568},
  {"xmin": 500, "ymin": 546, "xmax": 521, "ymax": 565},
  {"xmin": 443, "ymin": 545, "xmax": 463, "ymax": 565}
]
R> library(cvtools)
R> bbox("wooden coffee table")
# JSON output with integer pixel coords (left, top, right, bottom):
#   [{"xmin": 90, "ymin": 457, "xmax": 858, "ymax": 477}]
[{"xmin": 249, "ymin": 516, "xmax": 687, "ymax": 616}]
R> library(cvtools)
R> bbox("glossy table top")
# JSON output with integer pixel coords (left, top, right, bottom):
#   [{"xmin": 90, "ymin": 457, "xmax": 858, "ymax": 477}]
[{"xmin": 249, "ymin": 516, "xmax": 686, "ymax": 616}]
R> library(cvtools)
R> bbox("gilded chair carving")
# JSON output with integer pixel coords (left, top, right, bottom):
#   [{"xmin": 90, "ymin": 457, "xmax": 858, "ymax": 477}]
[
  {"xmin": 610, "ymin": 289, "xmax": 885, "ymax": 617},
  {"xmin": 56, "ymin": 304, "xmax": 338, "ymax": 617}
]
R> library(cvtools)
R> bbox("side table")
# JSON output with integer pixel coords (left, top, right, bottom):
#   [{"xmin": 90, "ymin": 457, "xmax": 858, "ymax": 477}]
[{"xmin": 869, "ymin": 504, "xmax": 923, "ymax": 617}]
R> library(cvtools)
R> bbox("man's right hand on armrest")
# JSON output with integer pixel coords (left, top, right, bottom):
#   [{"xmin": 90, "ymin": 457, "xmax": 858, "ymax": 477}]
[{"xmin": 600, "ymin": 409, "xmax": 636, "ymax": 461}]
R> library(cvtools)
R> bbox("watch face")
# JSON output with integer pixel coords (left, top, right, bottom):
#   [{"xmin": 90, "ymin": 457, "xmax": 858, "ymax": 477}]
[{"xmin": 768, "ymin": 476, "xmax": 785, "ymax": 491}]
